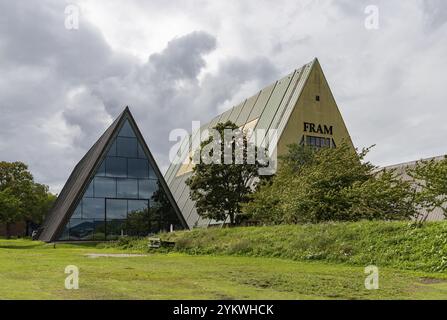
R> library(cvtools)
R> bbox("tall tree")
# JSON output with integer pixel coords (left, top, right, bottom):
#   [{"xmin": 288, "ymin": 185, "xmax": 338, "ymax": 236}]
[
  {"xmin": 409, "ymin": 157, "xmax": 447, "ymax": 219},
  {"xmin": 0, "ymin": 161, "xmax": 55, "ymax": 237},
  {"xmin": 0, "ymin": 189, "xmax": 22, "ymax": 238},
  {"xmin": 186, "ymin": 121, "xmax": 267, "ymax": 225}
]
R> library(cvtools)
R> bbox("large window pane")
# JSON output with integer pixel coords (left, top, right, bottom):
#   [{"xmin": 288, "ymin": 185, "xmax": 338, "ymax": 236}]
[
  {"xmin": 148, "ymin": 164, "xmax": 157, "ymax": 179},
  {"xmin": 117, "ymin": 179, "xmax": 138, "ymax": 199},
  {"xmin": 106, "ymin": 219, "xmax": 126, "ymax": 240},
  {"xmin": 82, "ymin": 198, "xmax": 105, "ymax": 219},
  {"xmin": 85, "ymin": 180, "xmax": 94, "ymax": 197},
  {"xmin": 106, "ymin": 157, "xmax": 127, "ymax": 177},
  {"xmin": 93, "ymin": 220, "xmax": 106, "ymax": 240},
  {"xmin": 94, "ymin": 177, "xmax": 116, "ymax": 198},
  {"xmin": 160, "ymin": 207, "xmax": 182, "ymax": 232},
  {"xmin": 118, "ymin": 120, "xmax": 136, "ymax": 138},
  {"xmin": 59, "ymin": 224, "xmax": 69, "ymax": 240},
  {"xmin": 106, "ymin": 199, "xmax": 127, "ymax": 219},
  {"xmin": 107, "ymin": 140, "xmax": 117, "ymax": 156},
  {"xmin": 69, "ymin": 219, "xmax": 94, "ymax": 241},
  {"xmin": 128, "ymin": 158, "xmax": 149, "ymax": 178},
  {"xmin": 127, "ymin": 200, "xmax": 150, "ymax": 237},
  {"xmin": 137, "ymin": 143, "xmax": 146, "ymax": 159},
  {"xmin": 117, "ymin": 137, "xmax": 138, "ymax": 158},
  {"xmin": 72, "ymin": 202, "xmax": 82, "ymax": 218},
  {"xmin": 128, "ymin": 200, "xmax": 148, "ymax": 214},
  {"xmin": 95, "ymin": 160, "xmax": 106, "ymax": 176},
  {"xmin": 138, "ymin": 179, "xmax": 157, "ymax": 199}
]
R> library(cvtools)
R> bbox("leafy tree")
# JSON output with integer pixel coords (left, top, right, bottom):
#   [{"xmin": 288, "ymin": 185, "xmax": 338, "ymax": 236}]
[
  {"xmin": 0, "ymin": 189, "xmax": 22, "ymax": 238},
  {"xmin": 0, "ymin": 161, "xmax": 55, "ymax": 237},
  {"xmin": 409, "ymin": 157, "xmax": 447, "ymax": 219},
  {"xmin": 26, "ymin": 183, "xmax": 56, "ymax": 225},
  {"xmin": 243, "ymin": 143, "xmax": 417, "ymax": 224},
  {"xmin": 343, "ymin": 169, "xmax": 417, "ymax": 221},
  {"xmin": 186, "ymin": 121, "xmax": 267, "ymax": 225}
]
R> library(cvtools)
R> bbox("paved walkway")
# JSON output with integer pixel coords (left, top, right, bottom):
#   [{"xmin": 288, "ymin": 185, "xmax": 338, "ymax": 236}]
[{"xmin": 85, "ymin": 253, "xmax": 148, "ymax": 258}]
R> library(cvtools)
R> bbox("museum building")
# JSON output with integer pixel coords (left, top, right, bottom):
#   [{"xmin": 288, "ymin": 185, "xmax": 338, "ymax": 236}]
[
  {"xmin": 38, "ymin": 58, "xmax": 360, "ymax": 241},
  {"xmin": 38, "ymin": 108, "xmax": 187, "ymax": 242}
]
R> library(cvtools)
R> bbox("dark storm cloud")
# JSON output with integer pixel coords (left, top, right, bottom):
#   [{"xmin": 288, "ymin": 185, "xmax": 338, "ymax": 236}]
[
  {"xmin": 89, "ymin": 33, "xmax": 279, "ymax": 173},
  {"xmin": 0, "ymin": 1, "xmax": 279, "ymax": 192},
  {"xmin": 149, "ymin": 31, "xmax": 217, "ymax": 80},
  {"xmin": 1, "ymin": 0, "xmax": 446, "ymax": 193},
  {"xmin": 0, "ymin": 0, "xmax": 132, "ymax": 190}
]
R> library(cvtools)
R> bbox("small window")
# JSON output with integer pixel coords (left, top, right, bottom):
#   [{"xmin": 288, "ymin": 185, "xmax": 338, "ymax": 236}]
[
  {"xmin": 302, "ymin": 135, "xmax": 335, "ymax": 149},
  {"xmin": 316, "ymin": 95, "xmax": 320, "ymax": 101}
]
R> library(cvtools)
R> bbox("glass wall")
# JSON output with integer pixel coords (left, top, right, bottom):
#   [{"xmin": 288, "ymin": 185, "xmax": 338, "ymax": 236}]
[{"xmin": 59, "ymin": 119, "xmax": 183, "ymax": 241}]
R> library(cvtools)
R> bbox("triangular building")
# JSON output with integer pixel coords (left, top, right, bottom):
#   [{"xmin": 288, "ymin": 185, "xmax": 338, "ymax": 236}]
[
  {"xmin": 39, "ymin": 107, "xmax": 187, "ymax": 241},
  {"xmin": 165, "ymin": 58, "xmax": 354, "ymax": 228}
]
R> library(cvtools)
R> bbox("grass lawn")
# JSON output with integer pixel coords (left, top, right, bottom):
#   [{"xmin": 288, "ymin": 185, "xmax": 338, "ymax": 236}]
[{"xmin": 0, "ymin": 239, "xmax": 447, "ymax": 299}]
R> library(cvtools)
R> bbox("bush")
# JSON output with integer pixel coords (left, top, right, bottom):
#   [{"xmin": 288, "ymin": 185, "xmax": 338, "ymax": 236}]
[
  {"xmin": 242, "ymin": 144, "xmax": 417, "ymax": 224},
  {"xmin": 160, "ymin": 221, "xmax": 447, "ymax": 273}
]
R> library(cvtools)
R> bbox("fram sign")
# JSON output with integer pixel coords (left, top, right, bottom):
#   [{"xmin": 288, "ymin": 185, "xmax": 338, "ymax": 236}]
[{"xmin": 303, "ymin": 122, "xmax": 333, "ymax": 135}]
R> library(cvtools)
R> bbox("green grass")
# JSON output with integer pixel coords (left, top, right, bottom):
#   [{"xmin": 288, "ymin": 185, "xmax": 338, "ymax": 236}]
[
  {"xmin": 1, "ymin": 238, "xmax": 447, "ymax": 299},
  {"xmin": 145, "ymin": 221, "xmax": 447, "ymax": 273}
]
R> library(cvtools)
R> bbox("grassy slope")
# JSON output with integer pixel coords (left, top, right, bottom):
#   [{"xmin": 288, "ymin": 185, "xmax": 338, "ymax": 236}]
[
  {"xmin": 1, "ymin": 239, "xmax": 447, "ymax": 299},
  {"xmin": 147, "ymin": 221, "xmax": 447, "ymax": 273}
]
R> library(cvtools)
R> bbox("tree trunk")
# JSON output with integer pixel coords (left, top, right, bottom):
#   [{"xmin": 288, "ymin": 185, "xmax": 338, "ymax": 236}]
[
  {"xmin": 229, "ymin": 212, "xmax": 235, "ymax": 226},
  {"xmin": 26, "ymin": 220, "xmax": 30, "ymax": 237},
  {"xmin": 5, "ymin": 222, "xmax": 11, "ymax": 239}
]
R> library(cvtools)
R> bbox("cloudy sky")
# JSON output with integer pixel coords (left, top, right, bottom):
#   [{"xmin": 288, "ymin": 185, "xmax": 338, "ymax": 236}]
[{"xmin": 0, "ymin": 0, "xmax": 446, "ymax": 193}]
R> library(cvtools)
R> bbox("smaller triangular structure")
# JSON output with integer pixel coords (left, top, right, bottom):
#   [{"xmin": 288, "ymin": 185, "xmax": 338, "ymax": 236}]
[{"xmin": 38, "ymin": 107, "xmax": 187, "ymax": 242}]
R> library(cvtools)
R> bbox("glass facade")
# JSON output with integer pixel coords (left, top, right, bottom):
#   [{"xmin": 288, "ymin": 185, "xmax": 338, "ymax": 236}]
[{"xmin": 59, "ymin": 119, "xmax": 183, "ymax": 241}]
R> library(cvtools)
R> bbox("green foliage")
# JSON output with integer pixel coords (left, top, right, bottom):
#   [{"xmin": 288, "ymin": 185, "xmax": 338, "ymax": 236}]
[
  {"xmin": 242, "ymin": 144, "xmax": 417, "ymax": 224},
  {"xmin": 409, "ymin": 156, "xmax": 447, "ymax": 218},
  {"xmin": 186, "ymin": 121, "xmax": 266, "ymax": 225},
  {"xmin": 0, "ymin": 189, "xmax": 22, "ymax": 227},
  {"xmin": 342, "ymin": 169, "xmax": 417, "ymax": 221},
  {"xmin": 125, "ymin": 210, "xmax": 152, "ymax": 237},
  {"xmin": 161, "ymin": 221, "xmax": 447, "ymax": 273},
  {"xmin": 0, "ymin": 161, "xmax": 56, "ymax": 237}
]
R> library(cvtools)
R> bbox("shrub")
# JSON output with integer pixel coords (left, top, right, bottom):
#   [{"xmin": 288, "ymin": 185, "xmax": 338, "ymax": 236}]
[{"xmin": 243, "ymin": 144, "xmax": 417, "ymax": 224}]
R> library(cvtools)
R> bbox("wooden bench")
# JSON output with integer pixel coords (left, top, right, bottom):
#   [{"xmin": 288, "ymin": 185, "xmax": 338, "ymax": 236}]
[{"xmin": 148, "ymin": 237, "xmax": 175, "ymax": 249}]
